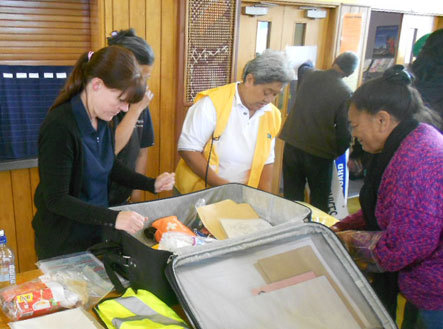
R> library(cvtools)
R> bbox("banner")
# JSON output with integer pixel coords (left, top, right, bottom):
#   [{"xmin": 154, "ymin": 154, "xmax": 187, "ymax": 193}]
[{"xmin": 328, "ymin": 150, "xmax": 349, "ymax": 219}]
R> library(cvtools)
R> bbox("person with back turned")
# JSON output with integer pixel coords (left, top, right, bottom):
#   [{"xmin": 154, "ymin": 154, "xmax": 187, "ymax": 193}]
[{"xmin": 279, "ymin": 52, "xmax": 359, "ymax": 212}]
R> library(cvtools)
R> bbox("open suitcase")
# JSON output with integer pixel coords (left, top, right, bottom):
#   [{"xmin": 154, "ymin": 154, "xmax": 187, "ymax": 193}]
[{"xmin": 110, "ymin": 183, "xmax": 396, "ymax": 329}]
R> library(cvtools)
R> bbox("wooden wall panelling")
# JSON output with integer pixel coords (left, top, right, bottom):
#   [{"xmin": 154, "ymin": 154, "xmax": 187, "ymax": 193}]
[
  {"xmin": 112, "ymin": 0, "xmax": 129, "ymax": 31},
  {"xmin": 10, "ymin": 169, "xmax": 36, "ymax": 272},
  {"xmin": 103, "ymin": 0, "xmax": 113, "ymax": 45},
  {"xmin": 0, "ymin": 171, "xmax": 18, "ymax": 270},
  {"xmin": 158, "ymin": 0, "xmax": 177, "ymax": 199},
  {"xmin": 129, "ymin": 0, "xmax": 145, "ymax": 39},
  {"xmin": 0, "ymin": 0, "xmax": 91, "ymax": 65},
  {"xmin": 29, "ymin": 168, "xmax": 39, "ymax": 215},
  {"xmin": 174, "ymin": 0, "xmax": 187, "ymax": 153},
  {"xmin": 144, "ymin": 0, "xmax": 162, "ymax": 201},
  {"xmin": 90, "ymin": 0, "xmax": 106, "ymax": 50}
]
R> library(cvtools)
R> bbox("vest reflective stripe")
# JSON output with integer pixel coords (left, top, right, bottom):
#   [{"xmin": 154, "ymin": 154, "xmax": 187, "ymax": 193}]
[
  {"xmin": 95, "ymin": 288, "xmax": 189, "ymax": 329},
  {"xmin": 112, "ymin": 296, "xmax": 189, "ymax": 329}
]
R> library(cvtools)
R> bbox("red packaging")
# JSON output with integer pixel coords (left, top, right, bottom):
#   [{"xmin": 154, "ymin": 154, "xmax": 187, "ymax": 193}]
[{"xmin": 0, "ymin": 280, "xmax": 62, "ymax": 320}]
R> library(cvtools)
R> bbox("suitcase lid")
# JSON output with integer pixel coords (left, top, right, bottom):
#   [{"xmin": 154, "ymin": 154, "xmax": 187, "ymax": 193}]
[{"xmin": 166, "ymin": 222, "xmax": 396, "ymax": 329}]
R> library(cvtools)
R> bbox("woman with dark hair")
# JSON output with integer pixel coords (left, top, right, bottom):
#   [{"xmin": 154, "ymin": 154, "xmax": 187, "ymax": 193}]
[
  {"xmin": 107, "ymin": 29, "xmax": 157, "ymax": 205},
  {"xmin": 331, "ymin": 65, "xmax": 443, "ymax": 328},
  {"xmin": 32, "ymin": 46, "xmax": 174, "ymax": 260},
  {"xmin": 411, "ymin": 29, "xmax": 443, "ymax": 122}
]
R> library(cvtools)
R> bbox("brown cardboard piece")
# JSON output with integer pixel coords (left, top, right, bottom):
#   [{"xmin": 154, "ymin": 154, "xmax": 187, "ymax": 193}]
[
  {"xmin": 255, "ymin": 245, "xmax": 366, "ymax": 328},
  {"xmin": 196, "ymin": 199, "xmax": 259, "ymax": 240}
]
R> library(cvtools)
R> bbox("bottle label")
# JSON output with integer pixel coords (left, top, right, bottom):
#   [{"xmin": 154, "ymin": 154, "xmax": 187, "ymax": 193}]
[
  {"xmin": 0, "ymin": 265, "xmax": 8, "ymax": 283},
  {"xmin": 9, "ymin": 264, "xmax": 16, "ymax": 285},
  {"xmin": 0, "ymin": 263, "xmax": 16, "ymax": 285}
]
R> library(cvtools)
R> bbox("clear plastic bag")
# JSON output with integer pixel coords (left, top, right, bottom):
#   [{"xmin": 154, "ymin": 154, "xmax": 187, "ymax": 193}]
[
  {"xmin": 158, "ymin": 231, "xmax": 216, "ymax": 253},
  {"xmin": 41, "ymin": 267, "xmax": 113, "ymax": 309},
  {"xmin": 0, "ymin": 278, "xmax": 80, "ymax": 321},
  {"xmin": 36, "ymin": 252, "xmax": 114, "ymax": 308}
]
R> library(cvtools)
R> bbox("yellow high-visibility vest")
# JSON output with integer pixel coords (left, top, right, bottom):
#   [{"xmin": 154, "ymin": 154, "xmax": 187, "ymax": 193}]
[
  {"xmin": 95, "ymin": 288, "xmax": 189, "ymax": 329},
  {"xmin": 175, "ymin": 83, "xmax": 281, "ymax": 194}
]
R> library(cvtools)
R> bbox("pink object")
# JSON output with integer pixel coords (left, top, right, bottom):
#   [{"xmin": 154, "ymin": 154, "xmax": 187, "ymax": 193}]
[
  {"xmin": 87, "ymin": 51, "xmax": 94, "ymax": 61},
  {"xmin": 252, "ymin": 271, "xmax": 316, "ymax": 295}
]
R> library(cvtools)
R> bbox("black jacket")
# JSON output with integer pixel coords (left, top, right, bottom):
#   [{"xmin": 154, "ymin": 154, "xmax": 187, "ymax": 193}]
[
  {"xmin": 280, "ymin": 68, "xmax": 352, "ymax": 159},
  {"xmin": 32, "ymin": 100, "xmax": 155, "ymax": 259}
]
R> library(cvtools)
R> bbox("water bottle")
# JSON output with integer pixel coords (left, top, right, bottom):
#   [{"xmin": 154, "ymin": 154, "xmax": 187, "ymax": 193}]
[{"xmin": 0, "ymin": 230, "xmax": 16, "ymax": 288}]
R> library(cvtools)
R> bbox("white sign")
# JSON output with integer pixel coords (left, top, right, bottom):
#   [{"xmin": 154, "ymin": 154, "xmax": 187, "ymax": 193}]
[{"xmin": 285, "ymin": 45, "xmax": 317, "ymax": 79}]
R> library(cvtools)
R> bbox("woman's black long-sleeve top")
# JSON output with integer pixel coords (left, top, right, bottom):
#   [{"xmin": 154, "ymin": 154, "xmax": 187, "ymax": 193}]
[{"xmin": 32, "ymin": 100, "xmax": 155, "ymax": 259}]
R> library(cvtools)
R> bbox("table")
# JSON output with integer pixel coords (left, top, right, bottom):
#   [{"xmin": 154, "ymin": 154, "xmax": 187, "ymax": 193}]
[{"xmin": 0, "ymin": 270, "xmax": 190, "ymax": 329}]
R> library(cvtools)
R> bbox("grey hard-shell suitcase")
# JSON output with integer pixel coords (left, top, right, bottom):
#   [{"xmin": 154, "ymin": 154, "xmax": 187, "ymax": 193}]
[{"xmin": 112, "ymin": 184, "xmax": 396, "ymax": 328}]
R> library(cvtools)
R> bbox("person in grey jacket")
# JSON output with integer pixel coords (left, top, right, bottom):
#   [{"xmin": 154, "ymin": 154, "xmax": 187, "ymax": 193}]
[{"xmin": 279, "ymin": 52, "xmax": 358, "ymax": 212}]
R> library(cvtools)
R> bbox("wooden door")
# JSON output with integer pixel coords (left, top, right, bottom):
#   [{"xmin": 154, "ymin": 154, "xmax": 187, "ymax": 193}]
[{"xmin": 237, "ymin": 3, "xmax": 334, "ymax": 194}]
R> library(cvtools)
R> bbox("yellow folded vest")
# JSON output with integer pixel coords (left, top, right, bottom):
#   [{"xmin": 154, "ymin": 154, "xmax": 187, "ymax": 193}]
[
  {"xmin": 175, "ymin": 83, "xmax": 281, "ymax": 194},
  {"xmin": 95, "ymin": 288, "xmax": 189, "ymax": 329}
]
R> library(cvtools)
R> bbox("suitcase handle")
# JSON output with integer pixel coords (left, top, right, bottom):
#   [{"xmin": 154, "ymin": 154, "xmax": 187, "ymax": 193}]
[
  {"xmin": 88, "ymin": 241, "xmax": 129, "ymax": 294},
  {"xmin": 103, "ymin": 252, "xmax": 129, "ymax": 294}
]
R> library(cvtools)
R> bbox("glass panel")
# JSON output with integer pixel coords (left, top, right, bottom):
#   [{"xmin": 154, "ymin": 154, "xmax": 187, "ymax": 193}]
[
  {"xmin": 256, "ymin": 21, "xmax": 271, "ymax": 55},
  {"xmin": 294, "ymin": 23, "xmax": 306, "ymax": 46}
]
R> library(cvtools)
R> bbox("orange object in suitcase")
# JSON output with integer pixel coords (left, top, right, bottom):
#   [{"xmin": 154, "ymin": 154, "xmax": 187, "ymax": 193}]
[{"xmin": 151, "ymin": 216, "xmax": 195, "ymax": 242}]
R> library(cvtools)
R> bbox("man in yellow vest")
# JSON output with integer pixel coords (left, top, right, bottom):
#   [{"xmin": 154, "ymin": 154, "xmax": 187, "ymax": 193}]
[{"xmin": 175, "ymin": 50, "xmax": 294, "ymax": 194}]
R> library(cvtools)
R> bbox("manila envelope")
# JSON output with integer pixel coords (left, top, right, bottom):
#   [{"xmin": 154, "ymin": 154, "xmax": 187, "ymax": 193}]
[{"xmin": 196, "ymin": 199, "xmax": 259, "ymax": 240}]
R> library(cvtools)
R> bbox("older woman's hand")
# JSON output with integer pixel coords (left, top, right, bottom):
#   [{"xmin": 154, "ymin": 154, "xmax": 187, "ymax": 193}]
[
  {"xmin": 115, "ymin": 211, "xmax": 148, "ymax": 234},
  {"xmin": 336, "ymin": 230, "xmax": 355, "ymax": 251},
  {"xmin": 330, "ymin": 224, "xmax": 342, "ymax": 232},
  {"xmin": 154, "ymin": 172, "xmax": 175, "ymax": 193}
]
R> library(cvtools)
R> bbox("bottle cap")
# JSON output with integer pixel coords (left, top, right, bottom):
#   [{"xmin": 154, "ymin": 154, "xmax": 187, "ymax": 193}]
[{"xmin": 0, "ymin": 230, "xmax": 6, "ymax": 244}]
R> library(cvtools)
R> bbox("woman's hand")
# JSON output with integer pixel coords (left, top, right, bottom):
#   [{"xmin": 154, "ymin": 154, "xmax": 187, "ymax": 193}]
[
  {"xmin": 330, "ymin": 223, "xmax": 343, "ymax": 232},
  {"xmin": 336, "ymin": 230, "xmax": 355, "ymax": 251},
  {"xmin": 154, "ymin": 172, "xmax": 175, "ymax": 193},
  {"xmin": 115, "ymin": 211, "xmax": 148, "ymax": 234},
  {"xmin": 129, "ymin": 86, "xmax": 154, "ymax": 115}
]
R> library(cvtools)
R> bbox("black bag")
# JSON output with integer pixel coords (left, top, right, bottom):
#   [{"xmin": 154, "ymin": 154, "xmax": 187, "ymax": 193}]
[{"xmin": 90, "ymin": 229, "xmax": 177, "ymax": 306}]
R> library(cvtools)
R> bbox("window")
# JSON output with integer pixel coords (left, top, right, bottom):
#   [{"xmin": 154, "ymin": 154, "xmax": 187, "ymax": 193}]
[
  {"xmin": 294, "ymin": 23, "xmax": 306, "ymax": 46},
  {"xmin": 256, "ymin": 21, "xmax": 271, "ymax": 55}
]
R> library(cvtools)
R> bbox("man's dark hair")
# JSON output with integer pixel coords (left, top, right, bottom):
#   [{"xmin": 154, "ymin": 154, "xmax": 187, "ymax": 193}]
[{"xmin": 334, "ymin": 52, "xmax": 359, "ymax": 76}]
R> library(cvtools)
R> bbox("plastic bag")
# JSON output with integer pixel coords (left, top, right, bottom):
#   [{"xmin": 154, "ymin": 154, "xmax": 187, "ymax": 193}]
[
  {"xmin": 158, "ymin": 231, "xmax": 215, "ymax": 253},
  {"xmin": 41, "ymin": 267, "xmax": 112, "ymax": 309},
  {"xmin": 0, "ymin": 279, "xmax": 80, "ymax": 321},
  {"xmin": 36, "ymin": 251, "xmax": 114, "ymax": 308}
]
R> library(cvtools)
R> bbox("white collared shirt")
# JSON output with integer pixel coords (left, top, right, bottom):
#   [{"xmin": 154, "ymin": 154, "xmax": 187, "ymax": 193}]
[{"xmin": 178, "ymin": 83, "xmax": 275, "ymax": 183}]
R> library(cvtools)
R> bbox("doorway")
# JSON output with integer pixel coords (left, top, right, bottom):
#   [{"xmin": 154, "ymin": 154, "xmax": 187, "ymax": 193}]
[{"xmin": 237, "ymin": 2, "xmax": 336, "ymax": 194}]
